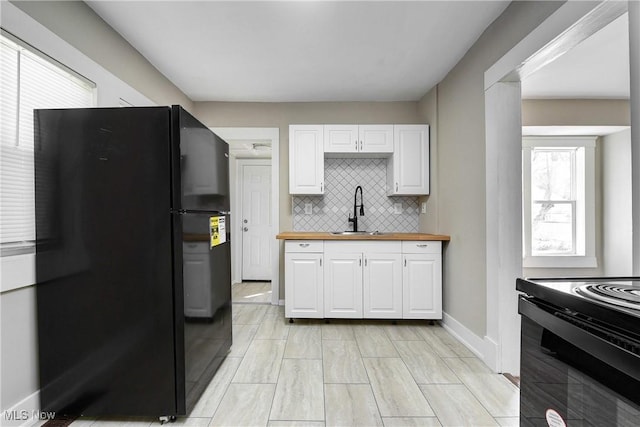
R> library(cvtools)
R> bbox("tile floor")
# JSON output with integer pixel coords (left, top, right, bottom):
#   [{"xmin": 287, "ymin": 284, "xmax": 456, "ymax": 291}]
[
  {"xmin": 70, "ymin": 303, "xmax": 519, "ymax": 426},
  {"xmin": 232, "ymin": 282, "xmax": 272, "ymax": 304}
]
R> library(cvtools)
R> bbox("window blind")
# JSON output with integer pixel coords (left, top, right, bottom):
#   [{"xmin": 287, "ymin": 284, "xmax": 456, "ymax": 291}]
[{"xmin": 0, "ymin": 34, "xmax": 95, "ymax": 250}]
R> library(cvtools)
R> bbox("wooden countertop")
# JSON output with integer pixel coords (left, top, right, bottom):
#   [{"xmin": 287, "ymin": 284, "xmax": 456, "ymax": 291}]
[{"xmin": 276, "ymin": 231, "xmax": 450, "ymax": 241}]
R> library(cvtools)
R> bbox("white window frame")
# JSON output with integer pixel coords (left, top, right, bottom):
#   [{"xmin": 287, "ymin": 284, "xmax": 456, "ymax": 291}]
[{"xmin": 522, "ymin": 136, "xmax": 597, "ymax": 268}]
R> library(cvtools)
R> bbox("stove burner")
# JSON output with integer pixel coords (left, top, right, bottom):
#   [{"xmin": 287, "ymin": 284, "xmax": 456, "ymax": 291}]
[{"xmin": 575, "ymin": 283, "xmax": 640, "ymax": 310}]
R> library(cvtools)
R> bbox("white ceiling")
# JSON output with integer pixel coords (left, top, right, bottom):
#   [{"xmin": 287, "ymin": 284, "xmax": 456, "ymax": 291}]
[
  {"xmin": 522, "ymin": 12, "xmax": 630, "ymax": 99},
  {"xmin": 87, "ymin": 0, "xmax": 510, "ymax": 102}
]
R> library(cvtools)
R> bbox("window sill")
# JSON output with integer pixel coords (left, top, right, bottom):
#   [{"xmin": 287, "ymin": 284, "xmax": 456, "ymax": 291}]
[
  {"xmin": 1, "ymin": 253, "xmax": 36, "ymax": 293},
  {"xmin": 523, "ymin": 255, "xmax": 598, "ymax": 269}
]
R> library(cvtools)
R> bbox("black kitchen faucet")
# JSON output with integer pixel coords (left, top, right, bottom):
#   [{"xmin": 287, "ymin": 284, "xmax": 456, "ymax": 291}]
[{"xmin": 348, "ymin": 185, "xmax": 365, "ymax": 232}]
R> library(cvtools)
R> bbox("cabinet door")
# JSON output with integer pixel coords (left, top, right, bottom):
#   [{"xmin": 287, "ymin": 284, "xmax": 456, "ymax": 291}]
[
  {"xmin": 285, "ymin": 252, "xmax": 323, "ymax": 318},
  {"xmin": 289, "ymin": 125, "xmax": 324, "ymax": 194},
  {"xmin": 324, "ymin": 253, "xmax": 363, "ymax": 318},
  {"xmin": 324, "ymin": 125, "xmax": 359, "ymax": 153},
  {"xmin": 359, "ymin": 125, "xmax": 393, "ymax": 153},
  {"xmin": 363, "ymin": 253, "xmax": 402, "ymax": 318},
  {"xmin": 183, "ymin": 243, "xmax": 212, "ymax": 318},
  {"xmin": 388, "ymin": 125, "xmax": 429, "ymax": 195},
  {"xmin": 403, "ymin": 253, "xmax": 442, "ymax": 319}
]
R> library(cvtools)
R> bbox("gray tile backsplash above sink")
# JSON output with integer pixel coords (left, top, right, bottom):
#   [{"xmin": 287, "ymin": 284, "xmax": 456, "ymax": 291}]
[{"xmin": 292, "ymin": 158, "xmax": 419, "ymax": 232}]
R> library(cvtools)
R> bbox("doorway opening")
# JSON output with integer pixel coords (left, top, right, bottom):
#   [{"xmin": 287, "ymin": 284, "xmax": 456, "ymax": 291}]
[
  {"xmin": 484, "ymin": 1, "xmax": 631, "ymax": 375},
  {"xmin": 211, "ymin": 128, "xmax": 280, "ymax": 306},
  {"xmin": 235, "ymin": 159, "xmax": 272, "ymax": 304}
]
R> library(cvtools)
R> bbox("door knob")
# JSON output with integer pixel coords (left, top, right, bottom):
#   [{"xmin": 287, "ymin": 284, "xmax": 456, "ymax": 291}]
[
  {"xmin": 243, "ymin": 227, "xmax": 248, "ymax": 232},
  {"xmin": 243, "ymin": 219, "xmax": 248, "ymax": 223}
]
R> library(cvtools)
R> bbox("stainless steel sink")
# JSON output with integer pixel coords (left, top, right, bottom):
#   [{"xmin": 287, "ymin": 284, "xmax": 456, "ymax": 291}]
[{"xmin": 329, "ymin": 231, "xmax": 389, "ymax": 236}]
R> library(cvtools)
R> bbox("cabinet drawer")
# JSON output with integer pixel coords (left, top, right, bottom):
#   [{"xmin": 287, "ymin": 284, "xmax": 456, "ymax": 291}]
[
  {"xmin": 325, "ymin": 240, "xmax": 401, "ymax": 254},
  {"xmin": 285, "ymin": 240, "xmax": 324, "ymax": 253},
  {"xmin": 402, "ymin": 241, "xmax": 441, "ymax": 254}
]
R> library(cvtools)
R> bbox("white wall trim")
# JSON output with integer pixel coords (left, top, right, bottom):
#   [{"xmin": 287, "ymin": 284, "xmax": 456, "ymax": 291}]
[
  {"xmin": 441, "ymin": 312, "xmax": 486, "ymax": 360},
  {"xmin": 630, "ymin": 0, "xmax": 640, "ymax": 275},
  {"xmin": 210, "ymin": 128, "xmax": 280, "ymax": 305},
  {"xmin": 484, "ymin": 82, "xmax": 523, "ymax": 375},
  {"xmin": 441, "ymin": 312, "xmax": 503, "ymax": 373},
  {"xmin": 485, "ymin": 1, "xmax": 628, "ymax": 90},
  {"xmin": 482, "ymin": 335, "xmax": 499, "ymax": 374},
  {"xmin": 2, "ymin": 390, "xmax": 42, "ymax": 427},
  {"xmin": 0, "ymin": 254, "xmax": 35, "ymax": 293}
]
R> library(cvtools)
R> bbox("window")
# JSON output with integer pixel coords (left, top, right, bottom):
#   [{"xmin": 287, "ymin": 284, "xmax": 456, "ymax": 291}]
[
  {"xmin": 0, "ymin": 32, "xmax": 95, "ymax": 254},
  {"xmin": 522, "ymin": 137, "xmax": 597, "ymax": 268}
]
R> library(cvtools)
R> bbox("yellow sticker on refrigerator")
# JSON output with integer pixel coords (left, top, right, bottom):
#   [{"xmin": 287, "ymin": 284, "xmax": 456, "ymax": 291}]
[{"xmin": 210, "ymin": 216, "xmax": 226, "ymax": 248}]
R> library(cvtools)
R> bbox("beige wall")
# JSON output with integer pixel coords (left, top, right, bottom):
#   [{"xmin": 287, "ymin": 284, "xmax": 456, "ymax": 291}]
[
  {"xmin": 418, "ymin": 1, "xmax": 563, "ymax": 337},
  {"xmin": 11, "ymin": 0, "xmax": 193, "ymax": 111},
  {"xmin": 522, "ymin": 99, "xmax": 630, "ymax": 126}
]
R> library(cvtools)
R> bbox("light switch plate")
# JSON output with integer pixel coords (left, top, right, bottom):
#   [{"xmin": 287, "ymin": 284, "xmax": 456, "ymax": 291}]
[
  {"xmin": 421, "ymin": 202, "xmax": 427, "ymax": 214},
  {"xmin": 304, "ymin": 203, "xmax": 313, "ymax": 215},
  {"xmin": 394, "ymin": 203, "xmax": 402, "ymax": 214}
]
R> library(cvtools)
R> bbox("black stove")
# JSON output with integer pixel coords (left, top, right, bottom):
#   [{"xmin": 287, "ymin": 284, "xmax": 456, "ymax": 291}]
[
  {"xmin": 517, "ymin": 277, "xmax": 640, "ymax": 426},
  {"xmin": 517, "ymin": 277, "xmax": 640, "ymax": 337}
]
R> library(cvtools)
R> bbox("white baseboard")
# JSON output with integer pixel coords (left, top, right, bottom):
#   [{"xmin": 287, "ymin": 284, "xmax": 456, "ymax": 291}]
[
  {"xmin": 1, "ymin": 390, "xmax": 47, "ymax": 427},
  {"xmin": 441, "ymin": 312, "xmax": 497, "ymax": 371},
  {"xmin": 483, "ymin": 335, "xmax": 500, "ymax": 372}
]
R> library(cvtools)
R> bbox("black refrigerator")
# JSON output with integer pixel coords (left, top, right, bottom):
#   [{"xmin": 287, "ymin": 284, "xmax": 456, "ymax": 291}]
[{"xmin": 34, "ymin": 106, "xmax": 232, "ymax": 419}]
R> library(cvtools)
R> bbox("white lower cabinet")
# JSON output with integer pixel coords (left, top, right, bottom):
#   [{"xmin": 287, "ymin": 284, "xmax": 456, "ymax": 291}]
[
  {"xmin": 285, "ymin": 241, "xmax": 324, "ymax": 318},
  {"xmin": 324, "ymin": 241, "xmax": 402, "ymax": 319},
  {"xmin": 324, "ymin": 252, "xmax": 363, "ymax": 318},
  {"xmin": 402, "ymin": 241, "xmax": 442, "ymax": 319},
  {"xmin": 284, "ymin": 240, "xmax": 442, "ymax": 320},
  {"xmin": 363, "ymin": 253, "xmax": 402, "ymax": 318}
]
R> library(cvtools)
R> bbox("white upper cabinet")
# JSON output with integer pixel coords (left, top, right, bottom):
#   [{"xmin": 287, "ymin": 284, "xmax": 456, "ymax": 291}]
[
  {"xmin": 324, "ymin": 125, "xmax": 359, "ymax": 153},
  {"xmin": 387, "ymin": 125, "xmax": 430, "ymax": 195},
  {"xmin": 289, "ymin": 125, "xmax": 324, "ymax": 194},
  {"xmin": 324, "ymin": 124, "xmax": 393, "ymax": 156}
]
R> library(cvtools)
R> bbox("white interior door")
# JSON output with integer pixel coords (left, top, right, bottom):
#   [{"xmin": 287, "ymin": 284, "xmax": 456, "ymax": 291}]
[{"xmin": 241, "ymin": 164, "xmax": 272, "ymax": 280}]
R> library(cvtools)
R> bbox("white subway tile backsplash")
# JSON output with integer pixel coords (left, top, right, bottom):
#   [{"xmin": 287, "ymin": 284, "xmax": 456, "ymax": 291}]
[{"xmin": 292, "ymin": 158, "xmax": 419, "ymax": 232}]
